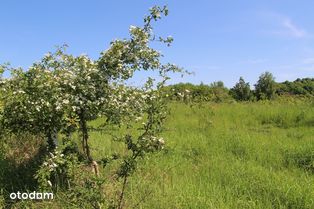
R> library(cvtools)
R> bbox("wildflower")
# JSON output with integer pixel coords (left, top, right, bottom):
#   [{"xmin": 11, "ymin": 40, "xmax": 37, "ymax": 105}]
[
  {"xmin": 56, "ymin": 105, "xmax": 61, "ymax": 111},
  {"xmin": 158, "ymin": 137, "xmax": 165, "ymax": 145},
  {"xmin": 63, "ymin": 99, "xmax": 69, "ymax": 104},
  {"xmin": 135, "ymin": 116, "xmax": 142, "ymax": 121}
]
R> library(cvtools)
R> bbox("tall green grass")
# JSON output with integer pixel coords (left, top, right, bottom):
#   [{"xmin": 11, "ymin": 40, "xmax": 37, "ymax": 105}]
[
  {"xmin": 1, "ymin": 100, "xmax": 314, "ymax": 208},
  {"xmin": 87, "ymin": 101, "xmax": 313, "ymax": 208}
]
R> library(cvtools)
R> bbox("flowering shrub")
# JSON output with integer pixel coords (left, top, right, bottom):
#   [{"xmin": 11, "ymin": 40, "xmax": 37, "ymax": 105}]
[
  {"xmin": 0, "ymin": 5, "xmax": 183, "ymax": 208},
  {"xmin": 35, "ymin": 143, "xmax": 75, "ymax": 191}
]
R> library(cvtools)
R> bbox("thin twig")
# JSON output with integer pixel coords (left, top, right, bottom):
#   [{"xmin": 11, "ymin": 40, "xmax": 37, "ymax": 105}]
[{"xmin": 117, "ymin": 175, "xmax": 128, "ymax": 209}]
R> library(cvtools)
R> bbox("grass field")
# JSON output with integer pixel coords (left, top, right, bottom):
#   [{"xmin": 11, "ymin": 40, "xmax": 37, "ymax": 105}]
[
  {"xmin": 86, "ymin": 101, "xmax": 314, "ymax": 209},
  {"xmin": 1, "ymin": 100, "xmax": 314, "ymax": 208}
]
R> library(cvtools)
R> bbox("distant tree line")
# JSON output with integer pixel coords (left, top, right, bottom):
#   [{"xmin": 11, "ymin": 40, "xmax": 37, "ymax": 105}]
[{"xmin": 163, "ymin": 72, "xmax": 314, "ymax": 102}]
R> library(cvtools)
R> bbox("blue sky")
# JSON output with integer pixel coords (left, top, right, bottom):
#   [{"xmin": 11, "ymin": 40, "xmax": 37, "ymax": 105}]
[{"xmin": 1, "ymin": 0, "xmax": 313, "ymax": 87}]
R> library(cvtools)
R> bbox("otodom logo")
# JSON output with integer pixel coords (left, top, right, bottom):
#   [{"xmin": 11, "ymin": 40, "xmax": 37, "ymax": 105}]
[{"xmin": 9, "ymin": 191, "xmax": 54, "ymax": 200}]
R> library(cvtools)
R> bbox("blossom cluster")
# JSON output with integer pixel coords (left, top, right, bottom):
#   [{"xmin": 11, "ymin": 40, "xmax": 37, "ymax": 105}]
[{"xmin": 42, "ymin": 149, "xmax": 65, "ymax": 172}]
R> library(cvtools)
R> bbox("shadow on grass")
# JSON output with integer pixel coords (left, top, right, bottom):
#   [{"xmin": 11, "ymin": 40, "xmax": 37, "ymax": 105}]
[
  {"xmin": 284, "ymin": 148, "xmax": 314, "ymax": 174},
  {"xmin": 0, "ymin": 134, "xmax": 47, "ymax": 208}
]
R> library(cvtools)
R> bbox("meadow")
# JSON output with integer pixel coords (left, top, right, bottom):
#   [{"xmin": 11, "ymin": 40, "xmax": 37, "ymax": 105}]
[
  {"xmin": 86, "ymin": 100, "xmax": 314, "ymax": 209},
  {"xmin": 1, "ymin": 99, "xmax": 314, "ymax": 208},
  {"xmin": 1, "ymin": 2, "xmax": 314, "ymax": 208}
]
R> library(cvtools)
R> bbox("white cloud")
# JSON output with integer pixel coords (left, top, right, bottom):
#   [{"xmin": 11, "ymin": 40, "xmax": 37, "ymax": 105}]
[
  {"xmin": 281, "ymin": 18, "xmax": 307, "ymax": 38},
  {"xmin": 261, "ymin": 12, "xmax": 309, "ymax": 38}
]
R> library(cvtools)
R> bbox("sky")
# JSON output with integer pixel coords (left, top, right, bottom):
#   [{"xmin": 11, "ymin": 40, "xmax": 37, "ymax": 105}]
[{"xmin": 0, "ymin": 0, "xmax": 314, "ymax": 87}]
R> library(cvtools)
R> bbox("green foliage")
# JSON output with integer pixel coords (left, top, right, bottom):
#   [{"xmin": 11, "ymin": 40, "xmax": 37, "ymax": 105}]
[
  {"xmin": 0, "ymin": 5, "xmax": 184, "ymax": 208},
  {"xmin": 0, "ymin": 65, "xmax": 63, "ymax": 150},
  {"xmin": 163, "ymin": 83, "xmax": 210, "ymax": 102},
  {"xmin": 255, "ymin": 71, "xmax": 276, "ymax": 100},
  {"xmin": 163, "ymin": 81, "xmax": 232, "ymax": 103},
  {"xmin": 162, "ymin": 75, "xmax": 314, "ymax": 103},
  {"xmin": 209, "ymin": 81, "xmax": 232, "ymax": 102},
  {"xmin": 35, "ymin": 141, "xmax": 106, "ymax": 208},
  {"xmin": 276, "ymin": 78, "xmax": 314, "ymax": 96},
  {"xmin": 35, "ymin": 142, "xmax": 80, "ymax": 191},
  {"xmin": 230, "ymin": 77, "xmax": 252, "ymax": 101}
]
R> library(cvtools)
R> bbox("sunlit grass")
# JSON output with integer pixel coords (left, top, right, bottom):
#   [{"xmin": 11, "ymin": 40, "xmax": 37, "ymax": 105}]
[
  {"xmin": 88, "ymin": 101, "xmax": 314, "ymax": 208},
  {"xmin": 2, "ymin": 100, "xmax": 313, "ymax": 208}
]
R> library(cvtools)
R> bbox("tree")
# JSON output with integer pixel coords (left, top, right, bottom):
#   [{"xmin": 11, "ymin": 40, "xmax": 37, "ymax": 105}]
[
  {"xmin": 0, "ymin": 6, "xmax": 180, "ymax": 160},
  {"xmin": 255, "ymin": 72, "xmax": 276, "ymax": 100},
  {"xmin": 276, "ymin": 78, "xmax": 314, "ymax": 96},
  {"xmin": 1, "ymin": 6, "xmax": 183, "ymax": 207},
  {"xmin": 209, "ymin": 81, "xmax": 231, "ymax": 102},
  {"xmin": 0, "ymin": 65, "xmax": 63, "ymax": 151},
  {"xmin": 230, "ymin": 77, "xmax": 251, "ymax": 101}
]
